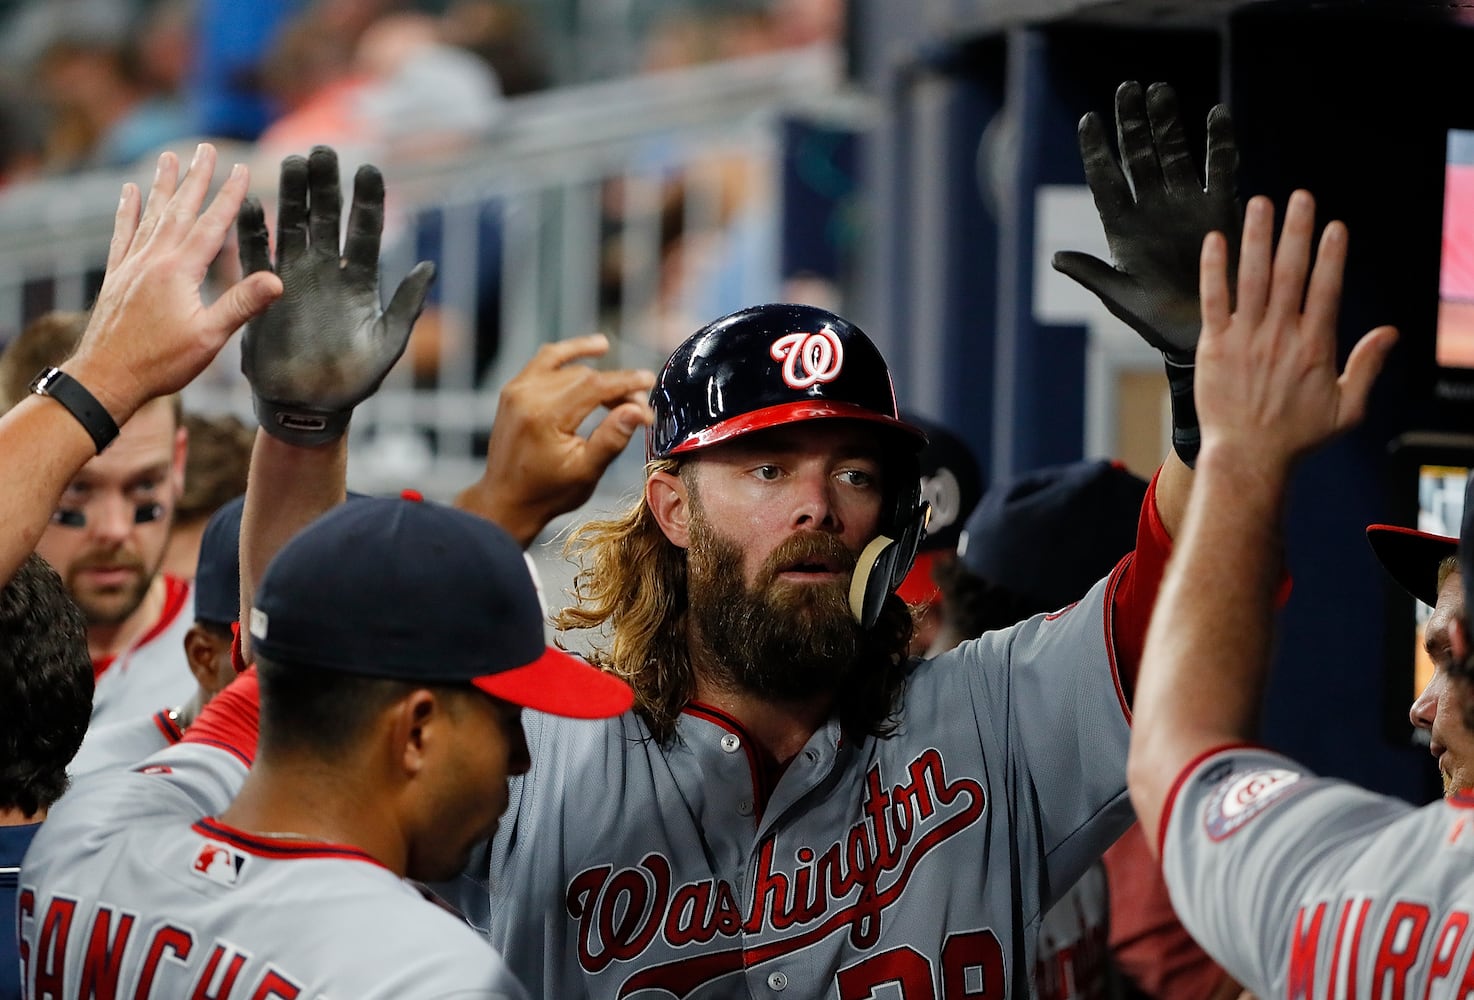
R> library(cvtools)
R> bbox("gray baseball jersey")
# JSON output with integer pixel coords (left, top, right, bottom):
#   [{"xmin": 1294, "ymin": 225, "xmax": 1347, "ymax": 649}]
[
  {"xmin": 443, "ymin": 571, "xmax": 1135, "ymax": 998},
  {"xmin": 67, "ymin": 708, "xmax": 180, "ymax": 780},
  {"xmin": 20, "ymin": 724, "xmax": 529, "ymax": 998},
  {"xmin": 1163, "ymin": 745, "xmax": 1474, "ymax": 999},
  {"xmin": 90, "ymin": 578, "xmax": 196, "ymax": 728}
]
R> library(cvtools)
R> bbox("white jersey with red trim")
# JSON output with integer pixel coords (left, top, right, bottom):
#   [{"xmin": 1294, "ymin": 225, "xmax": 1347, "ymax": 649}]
[
  {"xmin": 67, "ymin": 709, "xmax": 181, "ymax": 781},
  {"xmin": 19, "ymin": 742, "xmax": 530, "ymax": 1000},
  {"xmin": 446, "ymin": 573, "xmax": 1133, "ymax": 999},
  {"xmin": 1035, "ymin": 863, "xmax": 1115, "ymax": 1000},
  {"xmin": 1162, "ymin": 745, "xmax": 1474, "ymax": 999},
  {"xmin": 90, "ymin": 577, "xmax": 195, "ymax": 728}
]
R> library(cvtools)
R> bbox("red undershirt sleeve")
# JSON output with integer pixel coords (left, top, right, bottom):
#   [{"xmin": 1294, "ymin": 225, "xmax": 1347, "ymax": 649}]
[{"xmin": 1109, "ymin": 467, "xmax": 1174, "ymax": 704}]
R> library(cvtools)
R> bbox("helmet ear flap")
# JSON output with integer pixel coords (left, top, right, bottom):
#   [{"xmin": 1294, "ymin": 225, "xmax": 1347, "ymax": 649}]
[{"xmin": 848, "ymin": 453, "xmax": 930, "ymax": 629}]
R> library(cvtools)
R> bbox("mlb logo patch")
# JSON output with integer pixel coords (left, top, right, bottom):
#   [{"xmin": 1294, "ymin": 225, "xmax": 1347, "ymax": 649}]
[
  {"xmin": 1204, "ymin": 768, "xmax": 1304, "ymax": 841},
  {"xmin": 192, "ymin": 840, "xmax": 248, "ymax": 886}
]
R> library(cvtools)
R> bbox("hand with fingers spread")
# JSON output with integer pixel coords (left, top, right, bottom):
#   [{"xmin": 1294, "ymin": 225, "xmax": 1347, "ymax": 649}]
[
  {"xmin": 238, "ymin": 145, "xmax": 435, "ymax": 447},
  {"xmin": 456, "ymin": 334, "xmax": 655, "ymax": 547},
  {"xmin": 1053, "ymin": 80, "xmax": 1241, "ymax": 467},
  {"xmin": 1194, "ymin": 191, "xmax": 1397, "ymax": 473},
  {"xmin": 65, "ymin": 144, "xmax": 283, "ymax": 424}
]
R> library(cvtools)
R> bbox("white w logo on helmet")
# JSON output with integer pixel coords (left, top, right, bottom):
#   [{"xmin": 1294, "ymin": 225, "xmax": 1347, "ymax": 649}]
[{"xmin": 770, "ymin": 330, "xmax": 845, "ymax": 389}]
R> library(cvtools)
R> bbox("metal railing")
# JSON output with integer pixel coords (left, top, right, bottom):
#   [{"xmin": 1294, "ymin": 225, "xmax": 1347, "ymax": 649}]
[{"xmin": 0, "ymin": 47, "xmax": 863, "ymax": 509}]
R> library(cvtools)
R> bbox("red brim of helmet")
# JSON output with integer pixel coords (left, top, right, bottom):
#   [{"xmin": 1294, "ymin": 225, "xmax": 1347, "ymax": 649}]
[
  {"xmin": 1366, "ymin": 524, "xmax": 1458, "ymax": 608},
  {"xmin": 667, "ymin": 401, "xmax": 927, "ymax": 455},
  {"xmin": 473, "ymin": 646, "xmax": 634, "ymax": 719}
]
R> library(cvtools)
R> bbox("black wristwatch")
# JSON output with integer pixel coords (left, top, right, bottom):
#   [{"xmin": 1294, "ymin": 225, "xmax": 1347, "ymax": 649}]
[{"xmin": 29, "ymin": 367, "xmax": 120, "ymax": 454}]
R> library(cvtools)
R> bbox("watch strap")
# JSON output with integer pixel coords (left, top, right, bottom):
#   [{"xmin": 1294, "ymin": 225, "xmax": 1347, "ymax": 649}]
[{"xmin": 29, "ymin": 366, "xmax": 120, "ymax": 454}]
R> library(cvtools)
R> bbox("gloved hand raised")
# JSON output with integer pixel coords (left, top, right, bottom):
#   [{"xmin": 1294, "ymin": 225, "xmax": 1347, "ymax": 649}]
[
  {"xmin": 238, "ymin": 146, "xmax": 435, "ymax": 446},
  {"xmin": 1053, "ymin": 81, "xmax": 1240, "ymax": 467}
]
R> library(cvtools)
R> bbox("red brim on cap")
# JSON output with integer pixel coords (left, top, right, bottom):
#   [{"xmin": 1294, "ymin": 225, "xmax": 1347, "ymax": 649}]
[
  {"xmin": 670, "ymin": 401, "xmax": 926, "ymax": 454},
  {"xmin": 474, "ymin": 646, "xmax": 634, "ymax": 720},
  {"xmin": 1366, "ymin": 524, "xmax": 1458, "ymax": 608}
]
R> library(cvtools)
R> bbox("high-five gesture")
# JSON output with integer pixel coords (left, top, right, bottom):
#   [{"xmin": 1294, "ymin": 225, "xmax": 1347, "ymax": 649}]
[
  {"xmin": 238, "ymin": 146, "xmax": 435, "ymax": 447},
  {"xmin": 1054, "ymin": 81, "xmax": 1241, "ymax": 467},
  {"xmin": 457, "ymin": 334, "xmax": 654, "ymax": 547},
  {"xmin": 67, "ymin": 144, "xmax": 283, "ymax": 424},
  {"xmin": 1194, "ymin": 191, "xmax": 1397, "ymax": 472}
]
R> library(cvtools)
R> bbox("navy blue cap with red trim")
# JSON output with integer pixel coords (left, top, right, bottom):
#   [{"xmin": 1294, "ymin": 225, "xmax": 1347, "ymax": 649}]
[
  {"xmin": 1367, "ymin": 524, "xmax": 1458, "ymax": 609},
  {"xmin": 249, "ymin": 497, "xmax": 632, "ymax": 719}
]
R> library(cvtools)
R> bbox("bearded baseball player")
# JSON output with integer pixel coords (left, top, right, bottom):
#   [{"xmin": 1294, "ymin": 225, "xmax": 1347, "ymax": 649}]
[
  {"xmin": 421, "ymin": 82, "xmax": 1235, "ymax": 999},
  {"xmin": 1128, "ymin": 189, "xmax": 1413, "ymax": 997},
  {"xmin": 16, "ymin": 144, "xmax": 645, "ymax": 999}
]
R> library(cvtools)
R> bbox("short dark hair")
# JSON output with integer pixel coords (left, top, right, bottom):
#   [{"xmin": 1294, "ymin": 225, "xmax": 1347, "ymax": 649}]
[
  {"xmin": 0, "ymin": 554, "xmax": 92, "ymax": 815},
  {"xmin": 256, "ymin": 656, "xmax": 470, "ymax": 761}
]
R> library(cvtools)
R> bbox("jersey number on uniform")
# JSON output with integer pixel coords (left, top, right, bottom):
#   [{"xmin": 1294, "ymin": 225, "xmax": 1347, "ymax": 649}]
[{"xmin": 837, "ymin": 929, "xmax": 1003, "ymax": 999}]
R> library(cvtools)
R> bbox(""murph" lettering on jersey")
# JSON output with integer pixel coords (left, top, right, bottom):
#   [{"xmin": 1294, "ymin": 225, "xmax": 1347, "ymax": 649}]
[
  {"xmin": 1286, "ymin": 893, "xmax": 1474, "ymax": 998},
  {"xmin": 17, "ymin": 891, "xmax": 310, "ymax": 1000},
  {"xmin": 565, "ymin": 747, "xmax": 986, "ymax": 998}
]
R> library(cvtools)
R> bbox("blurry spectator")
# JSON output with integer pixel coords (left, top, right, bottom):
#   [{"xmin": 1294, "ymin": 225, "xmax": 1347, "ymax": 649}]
[
  {"xmin": 442, "ymin": 0, "xmax": 550, "ymax": 97},
  {"xmin": 0, "ymin": 96, "xmax": 46, "ymax": 188},
  {"xmin": 189, "ymin": 0, "xmax": 299, "ymax": 140},
  {"xmin": 161, "ymin": 412, "xmax": 253, "ymax": 581},
  {"xmin": 895, "ymin": 412, "xmax": 984, "ymax": 657},
  {"xmin": 0, "ymin": 554, "xmax": 91, "ymax": 1000},
  {"xmin": 255, "ymin": 7, "xmax": 369, "ymax": 161},
  {"xmin": 28, "ymin": 2, "xmax": 193, "ymax": 170}
]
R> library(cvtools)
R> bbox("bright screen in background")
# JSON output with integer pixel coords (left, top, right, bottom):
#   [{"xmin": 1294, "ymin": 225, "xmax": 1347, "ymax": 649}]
[
  {"xmin": 1439, "ymin": 130, "xmax": 1474, "ymax": 367},
  {"xmin": 1412, "ymin": 465, "xmax": 1468, "ymax": 708}
]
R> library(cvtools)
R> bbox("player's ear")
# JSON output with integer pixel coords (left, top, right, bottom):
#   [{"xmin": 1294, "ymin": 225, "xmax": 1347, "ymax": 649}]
[
  {"xmin": 391, "ymin": 689, "xmax": 440, "ymax": 777},
  {"xmin": 171, "ymin": 418, "xmax": 189, "ymax": 498},
  {"xmin": 184, "ymin": 623, "xmax": 219, "ymax": 690},
  {"xmin": 646, "ymin": 470, "xmax": 691, "ymax": 549}
]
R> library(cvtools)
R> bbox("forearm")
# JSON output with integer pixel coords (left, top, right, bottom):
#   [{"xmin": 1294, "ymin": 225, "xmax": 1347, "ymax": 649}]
[
  {"xmin": 239, "ymin": 431, "xmax": 347, "ymax": 658},
  {"xmin": 1127, "ymin": 441, "xmax": 1288, "ymax": 846}
]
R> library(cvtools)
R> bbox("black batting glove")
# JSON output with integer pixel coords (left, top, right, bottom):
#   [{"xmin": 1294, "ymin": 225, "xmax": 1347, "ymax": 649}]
[
  {"xmin": 1052, "ymin": 81, "xmax": 1241, "ymax": 467},
  {"xmin": 238, "ymin": 146, "xmax": 435, "ymax": 447}
]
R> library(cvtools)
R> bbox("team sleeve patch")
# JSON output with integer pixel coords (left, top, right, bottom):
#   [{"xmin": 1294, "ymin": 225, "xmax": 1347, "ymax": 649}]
[{"xmin": 1203, "ymin": 766, "xmax": 1306, "ymax": 841}]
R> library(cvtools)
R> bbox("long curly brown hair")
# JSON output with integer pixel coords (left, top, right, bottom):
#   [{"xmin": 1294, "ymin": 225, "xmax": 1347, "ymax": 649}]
[{"xmin": 552, "ymin": 460, "xmax": 917, "ymax": 745}]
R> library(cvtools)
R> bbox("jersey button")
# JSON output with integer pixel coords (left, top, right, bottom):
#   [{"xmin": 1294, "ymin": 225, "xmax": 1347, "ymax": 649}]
[
  {"xmin": 720, "ymin": 734, "xmax": 741, "ymax": 753},
  {"xmin": 766, "ymin": 972, "xmax": 788, "ymax": 991},
  {"xmin": 803, "ymin": 749, "xmax": 819, "ymax": 763},
  {"xmin": 738, "ymin": 799, "xmax": 753, "ymax": 816}
]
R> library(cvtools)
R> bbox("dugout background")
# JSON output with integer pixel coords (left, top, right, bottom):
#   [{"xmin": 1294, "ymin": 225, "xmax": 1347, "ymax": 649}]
[{"xmin": 852, "ymin": 0, "xmax": 1474, "ymax": 804}]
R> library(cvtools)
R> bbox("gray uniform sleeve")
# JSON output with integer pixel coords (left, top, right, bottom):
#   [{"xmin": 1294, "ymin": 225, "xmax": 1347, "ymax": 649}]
[
  {"xmin": 948, "ymin": 572, "xmax": 1135, "ymax": 905},
  {"xmin": 1161, "ymin": 746, "xmax": 1413, "ymax": 996}
]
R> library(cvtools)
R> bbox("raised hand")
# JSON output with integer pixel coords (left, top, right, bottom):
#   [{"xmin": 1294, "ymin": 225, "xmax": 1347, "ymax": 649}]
[
  {"xmin": 1194, "ymin": 191, "xmax": 1396, "ymax": 473},
  {"xmin": 1053, "ymin": 81, "xmax": 1241, "ymax": 466},
  {"xmin": 237, "ymin": 146, "xmax": 435, "ymax": 447},
  {"xmin": 457, "ymin": 334, "xmax": 655, "ymax": 547},
  {"xmin": 67, "ymin": 144, "xmax": 283, "ymax": 423}
]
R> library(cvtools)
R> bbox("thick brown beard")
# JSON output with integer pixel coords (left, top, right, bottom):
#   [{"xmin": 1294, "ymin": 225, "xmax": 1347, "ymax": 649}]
[
  {"xmin": 66, "ymin": 548, "xmax": 154, "ymax": 626},
  {"xmin": 686, "ymin": 514, "xmax": 863, "ymax": 701}
]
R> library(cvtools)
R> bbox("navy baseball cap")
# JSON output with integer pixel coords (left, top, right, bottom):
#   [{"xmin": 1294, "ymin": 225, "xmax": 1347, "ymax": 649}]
[
  {"xmin": 1367, "ymin": 524, "xmax": 1458, "ymax": 609},
  {"xmin": 194, "ymin": 494, "xmax": 245, "ymax": 625},
  {"xmin": 249, "ymin": 497, "xmax": 633, "ymax": 719},
  {"xmin": 957, "ymin": 459, "xmax": 1147, "ymax": 610}
]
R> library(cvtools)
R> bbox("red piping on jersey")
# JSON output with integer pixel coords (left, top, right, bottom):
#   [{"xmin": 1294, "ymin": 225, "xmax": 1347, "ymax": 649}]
[
  {"xmin": 192, "ymin": 817, "xmax": 387, "ymax": 867},
  {"xmin": 151, "ymin": 709, "xmax": 184, "ymax": 745},
  {"xmin": 1156, "ymin": 741, "xmax": 1260, "ymax": 857},
  {"xmin": 1449, "ymin": 789, "xmax": 1474, "ymax": 808},
  {"xmin": 93, "ymin": 575, "xmax": 190, "ymax": 681},
  {"xmin": 683, "ymin": 702, "xmax": 772, "ymax": 821}
]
